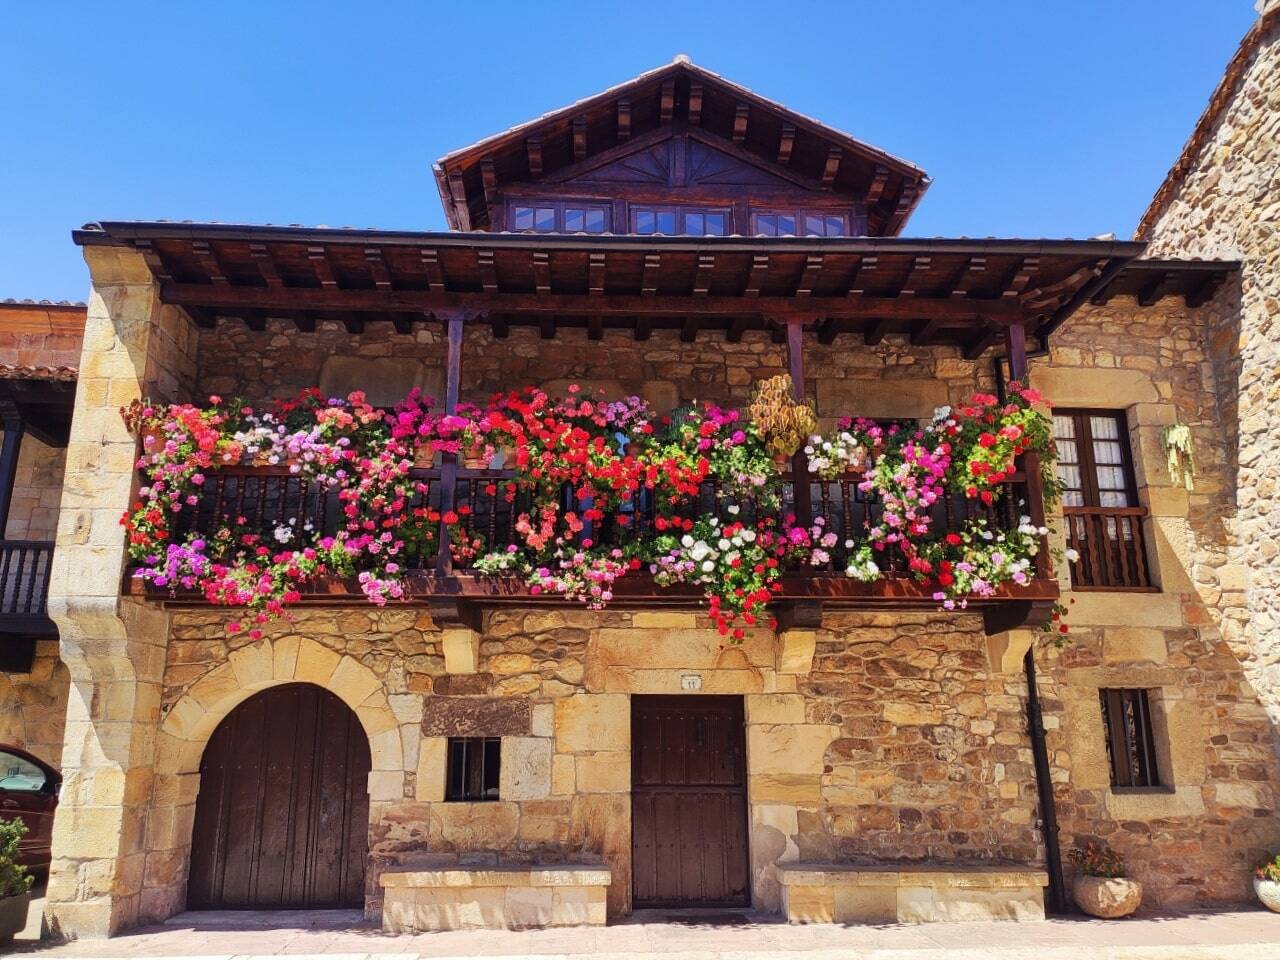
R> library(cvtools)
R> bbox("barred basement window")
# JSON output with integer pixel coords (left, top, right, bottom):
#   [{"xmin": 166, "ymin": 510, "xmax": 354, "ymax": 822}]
[
  {"xmin": 1099, "ymin": 689, "xmax": 1161, "ymax": 789},
  {"xmin": 445, "ymin": 737, "xmax": 501, "ymax": 801}
]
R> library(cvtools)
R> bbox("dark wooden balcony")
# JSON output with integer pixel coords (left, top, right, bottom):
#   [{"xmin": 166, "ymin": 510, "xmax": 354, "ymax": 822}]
[
  {"xmin": 0, "ymin": 538, "xmax": 57, "ymax": 672},
  {"xmin": 132, "ymin": 464, "xmax": 1058, "ymax": 634},
  {"xmin": 1062, "ymin": 505, "xmax": 1154, "ymax": 591}
]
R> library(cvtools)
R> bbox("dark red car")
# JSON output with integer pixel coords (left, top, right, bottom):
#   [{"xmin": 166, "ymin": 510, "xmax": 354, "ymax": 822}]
[{"xmin": 0, "ymin": 744, "xmax": 60, "ymax": 872}]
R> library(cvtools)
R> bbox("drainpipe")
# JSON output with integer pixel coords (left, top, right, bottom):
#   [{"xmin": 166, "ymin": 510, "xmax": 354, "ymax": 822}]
[{"xmin": 1024, "ymin": 645, "xmax": 1068, "ymax": 913}]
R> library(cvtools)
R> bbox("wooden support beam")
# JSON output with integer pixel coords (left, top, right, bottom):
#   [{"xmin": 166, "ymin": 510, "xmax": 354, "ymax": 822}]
[
  {"xmin": 816, "ymin": 319, "xmax": 848, "ymax": 344},
  {"xmin": 795, "ymin": 255, "xmax": 824, "ymax": 297},
  {"xmin": 588, "ymin": 315, "xmax": 603, "ymax": 341},
  {"xmin": 392, "ymin": 315, "xmax": 415, "ymax": 335},
  {"xmin": 589, "ymin": 252, "xmax": 606, "ymax": 295},
  {"xmin": 660, "ymin": 80, "xmax": 675, "ymax": 122},
  {"xmin": 1001, "ymin": 257, "xmax": 1040, "ymax": 299},
  {"xmin": 784, "ymin": 321, "xmax": 812, "ymax": 526},
  {"xmin": 727, "ymin": 316, "xmax": 751, "ymax": 343},
  {"xmin": 821, "ymin": 147, "xmax": 842, "ymax": 188},
  {"xmin": 249, "ymin": 243, "xmax": 283, "ymax": 288},
  {"xmin": 693, "ymin": 254, "xmax": 715, "ymax": 296},
  {"xmin": 687, "ymin": 83, "xmax": 703, "ymax": 125},
  {"xmin": 911, "ymin": 317, "xmax": 942, "ymax": 345},
  {"xmin": 307, "ymin": 246, "xmax": 338, "ymax": 288},
  {"xmin": 962, "ymin": 327, "xmax": 1003, "ymax": 360},
  {"xmin": 539, "ymin": 317, "xmax": 555, "ymax": 340},
  {"xmin": 526, "ymin": 137, "xmax": 543, "ymax": 178},
  {"xmin": 446, "ymin": 168, "xmax": 471, "ymax": 231},
  {"xmin": 191, "ymin": 241, "xmax": 229, "ymax": 285},
  {"xmin": 572, "ymin": 117, "xmax": 587, "ymax": 162},
  {"xmin": 161, "ymin": 282, "xmax": 1027, "ymax": 324},
  {"xmin": 532, "ymin": 251, "xmax": 551, "ymax": 294},
  {"xmin": 435, "ymin": 313, "xmax": 467, "ymax": 577},
  {"xmin": 886, "ymin": 180, "xmax": 919, "ymax": 234},
  {"xmin": 1185, "ymin": 272, "xmax": 1226, "ymax": 308},
  {"xmin": 744, "ymin": 254, "xmax": 770, "ymax": 297},
  {"xmin": 866, "ymin": 165, "xmax": 890, "ymax": 203},
  {"xmin": 680, "ymin": 317, "xmax": 700, "ymax": 343},
  {"xmin": 489, "ymin": 315, "xmax": 509, "ymax": 339},
  {"xmin": 943, "ymin": 256, "xmax": 986, "ymax": 298},
  {"xmin": 243, "ymin": 313, "xmax": 267, "ymax": 332},
  {"xmin": 617, "ymin": 98, "xmax": 631, "ymax": 140},
  {"xmin": 185, "ymin": 305, "xmax": 218, "ymax": 329},
  {"xmin": 1138, "ymin": 270, "xmax": 1178, "ymax": 306},
  {"xmin": 1005, "ymin": 322, "xmax": 1029, "ymax": 379},
  {"xmin": 634, "ymin": 315, "xmax": 652, "ymax": 341},
  {"xmin": 641, "ymin": 253, "xmax": 660, "ymax": 296},
  {"xmin": 341, "ymin": 315, "xmax": 365, "ymax": 336},
  {"xmin": 777, "ymin": 122, "xmax": 795, "ymax": 164},
  {"xmin": 864, "ymin": 317, "xmax": 894, "ymax": 345},
  {"xmin": 476, "ymin": 249, "xmax": 498, "ymax": 293},
  {"xmin": 896, "ymin": 256, "xmax": 932, "ymax": 297},
  {"xmin": 846, "ymin": 255, "xmax": 878, "ymax": 296},
  {"xmin": 364, "ymin": 248, "xmax": 392, "ymax": 290},
  {"xmin": 421, "ymin": 248, "xmax": 445, "ymax": 292},
  {"xmin": 733, "ymin": 102, "xmax": 749, "ymax": 143},
  {"xmin": 293, "ymin": 314, "xmax": 316, "ymax": 333},
  {"xmin": 132, "ymin": 240, "xmax": 172, "ymax": 283},
  {"xmin": 480, "ymin": 158, "xmax": 498, "ymax": 208}
]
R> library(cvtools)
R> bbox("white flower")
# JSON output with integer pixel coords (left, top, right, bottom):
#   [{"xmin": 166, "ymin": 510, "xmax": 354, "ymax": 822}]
[
  {"xmin": 681, "ymin": 535, "xmax": 694, "ymax": 548},
  {"xmin": 718, "ymin": 538, "xmax": 731, "ymax": 551},
  {"xmin": 701, "ymin": 560, "xmax": 716, "ymax": 573},
  {"xmin": 1065, "ymin": 548, "xmax": 1081, "ymax": 563},
  {"xmin": 740, "ymin": 529, "xmax": 757, "ymax": 543},
  {"xmin": 727, "ymin": 504, "xmax": 740, "ymax": 515}
]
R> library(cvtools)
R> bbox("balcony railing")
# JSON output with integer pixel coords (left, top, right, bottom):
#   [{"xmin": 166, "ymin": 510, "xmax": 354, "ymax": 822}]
[
  {"xmin": 0, "ymin": 539, "xmax": 56, "ymax": 673},
  {"xmin": 1062, "ymin": 506, "xmax": 1153, "ymax": 591},
  {"xmin": 168, "ymin": 465, "xmax": 1043, "ymax": 582}
]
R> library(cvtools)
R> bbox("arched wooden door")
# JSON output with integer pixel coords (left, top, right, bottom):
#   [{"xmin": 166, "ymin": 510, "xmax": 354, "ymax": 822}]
[{"xmin": 188, "ymin": 683, "xmax": 370, "ymax": 909}]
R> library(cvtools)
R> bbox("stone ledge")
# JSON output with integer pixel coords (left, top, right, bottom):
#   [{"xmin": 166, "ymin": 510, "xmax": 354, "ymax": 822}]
[
  {"xmin": 778, "ymin": 864, "xmax": 1049, "ymax": 889},
  {"xmin": 381, "ymin": 865, "xmax": 612, "ymax": 889}
]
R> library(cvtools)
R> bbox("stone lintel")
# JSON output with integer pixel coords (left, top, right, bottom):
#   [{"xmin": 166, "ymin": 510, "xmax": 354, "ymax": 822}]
[{"xmin": 421, "ymin": 696, "xmax": 531, "ymax": 737}]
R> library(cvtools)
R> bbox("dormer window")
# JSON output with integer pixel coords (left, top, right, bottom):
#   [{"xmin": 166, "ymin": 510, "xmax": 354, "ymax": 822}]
[
  {"xmin": 509, "ymin": 201, "xmax": 609, "ymax": 234},
  {"xmin": 752, "ymin": 210, "xmax": 849, "ymax": 237},
  {"xmin": 632, "ymin": 205, "xmax": 729, "ymax": 236}
]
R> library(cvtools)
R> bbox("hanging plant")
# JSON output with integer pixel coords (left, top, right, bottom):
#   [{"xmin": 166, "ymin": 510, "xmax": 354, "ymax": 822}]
[
  {"xmin": 747, "ymin": 374, "xmax": 817, "ymax": 465},
  {"xmin": 1160, "ymin": 422, "xmax": 1195, "ymax": 491}
]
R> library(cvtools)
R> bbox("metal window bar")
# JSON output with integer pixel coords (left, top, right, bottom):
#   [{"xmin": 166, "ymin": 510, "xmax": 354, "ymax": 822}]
[
  {"xmin": 445, "ymin": 737, "xmax": 501, "ymax": 802},
  {"xmin": 1099, "ymin": 688, "xmax": 1161, "ymax": 788}
]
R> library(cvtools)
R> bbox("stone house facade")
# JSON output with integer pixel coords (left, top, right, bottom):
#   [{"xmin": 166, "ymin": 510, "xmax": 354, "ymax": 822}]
[{"xmin": 12, "ymin": 17, "xmax": 1280, "ymax": 939}]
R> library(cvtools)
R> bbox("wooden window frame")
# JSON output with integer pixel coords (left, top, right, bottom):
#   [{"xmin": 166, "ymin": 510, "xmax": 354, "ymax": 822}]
[
  {"xmin": 630, "ymin": 204, "xmax": 731, "ymax": 236},
  {"xmin": 1055, "ymin": 408, "xmax": 1155, "ymax": 592},
  {"xmin": 750, "ymin": 209, "xmax": 851, "ymax": 237},
  {"xmin": 508, "ymin": 200, "xmax": 611, "ymax": 234},
  {"xmin": 445, "ymin": 736, "xmax": 501, "ymax": 802},
  {"xmin": 1099, "ymin": 688, "xmax": 1163, "ymax": 790}
]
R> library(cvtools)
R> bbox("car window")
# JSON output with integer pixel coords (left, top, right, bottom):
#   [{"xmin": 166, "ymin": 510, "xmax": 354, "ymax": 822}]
[{"xmin": 0, "ymin": 751, "xmax": 47, "ymax": 792}]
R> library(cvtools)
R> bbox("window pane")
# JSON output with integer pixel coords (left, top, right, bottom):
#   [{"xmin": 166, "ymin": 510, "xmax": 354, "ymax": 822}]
[
  {"xmin": 1090, "ymin": 415, "xmax": 1121, "ymax": 441},
  {"xmin": 825, "ymin": 216, "xmax": 846, "ymax": 236},
  {"xmin": 635, "ymin": 210, "xmax": 656, "ymax": 234},
  {"xmin": 534, "ymin": 208, "xmax": 556, "ymax": 232},
  {"xmin": 584, "ymin": 208, "xmax": 606, "ymax": 233},
  {"xmin": 776, "ymin": 214, "xmax": 797, "ymax": 236},
  {"xmin": 654, "ymin": 211, "xmax": 676, "ymax": 234},
  {"xmin": 0, "ymin": 751, "xmax": 46, "ymax": 792},
  {"xmin": 564, "ymin": 208, "xmax": 586, "ymax": 232},
  {"xmin": 756, "ymin": 215, "xmax": 776, "ymax": 237},
  {"xmin": 704, "ymin": 213, "xmax": 726, "ymax": 236},
  {"xmin": 1052, "ymin": 415, "xmax": 1077, "ymax": 440},
  {"xmin": 685, "ymin": 213, "xmax": 704, "ymax": 236},
  {"xmin": 512, "ymin": 206, "xmax": 535, "ymax": 231},
  {"xmin": 804, "ymin": 214, "xmax": 825, "ymax": 236}
]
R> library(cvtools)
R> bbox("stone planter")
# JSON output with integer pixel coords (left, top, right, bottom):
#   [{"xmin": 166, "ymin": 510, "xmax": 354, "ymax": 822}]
[
  {"xmin": 0, "ymin": 891, "xmax": 30, "ymax": 941},
  {"xmin": 1073, "ymin": 875, "xmax": 1142, "ymax": 918},
  {"xmin": 1254, "ymin": 877, "xmax": 1280, "ymax": 912}
]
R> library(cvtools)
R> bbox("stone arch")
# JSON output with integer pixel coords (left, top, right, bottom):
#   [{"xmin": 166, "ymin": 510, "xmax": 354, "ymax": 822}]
[{"xmin": 138, "ymin": 636, "xmax": 403, "ymax": 923}]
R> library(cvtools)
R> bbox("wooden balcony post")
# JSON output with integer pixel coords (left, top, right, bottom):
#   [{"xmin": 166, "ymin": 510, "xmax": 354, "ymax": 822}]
[
  {"xmin": 1004, "ymin": 322, "xmax": 1052, "ymax": 580},
  {"xmin": 784, "ymin": 320, "xmax": 813, "ymax": 526},
  {"xmin": 0, "ymin": 400, "xmax": 24, "ymax": 537},
  {"xmin": 435, "ymin": 312, "xmax": 468, "ymax": 577}
]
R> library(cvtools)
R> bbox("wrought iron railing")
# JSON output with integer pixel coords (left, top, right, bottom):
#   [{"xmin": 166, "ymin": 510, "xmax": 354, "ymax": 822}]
[{"xmin": 169, "ymin": 465, "xmax": 1044, "ymax": 581}]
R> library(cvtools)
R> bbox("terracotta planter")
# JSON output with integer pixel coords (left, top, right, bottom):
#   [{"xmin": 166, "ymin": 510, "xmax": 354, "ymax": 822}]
[
  {"xmin": 1254, "ymin": 877, "xmax": 1280, "ymax": 912},
  {"xmin": 463, "ymin": 454, "xmax": 490, "ymax": 470},
  {"xmin": 0, "ymin": 891, "xmax": 30, "ymax": 941},
  {"xmin": 1073, "ymin": 875, "xmax": 1142, "ymax": 918},
  {"xmin": 846, "ymin": 447, "xmax": 869, "ymax": 473},
  {"xmin": 139, "ymin": 424, "xmax": 167, "ymax": 453},
  {"xmin": 414, "ymin": 448, "xmax": 439, "ymax": 469}
]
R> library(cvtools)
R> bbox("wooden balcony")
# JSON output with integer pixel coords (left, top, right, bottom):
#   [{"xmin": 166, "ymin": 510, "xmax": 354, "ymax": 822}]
[
  {"xmin": 130, "ymin": 464, "xmax": 1058, "ymax": 634},
  {"xmin": 1062, "ymin": 506, "xmax": 1154, "ymax": 591},
  {"xmin": 0, "ymin": 538, "xmax": 57, "ymax": 672}
]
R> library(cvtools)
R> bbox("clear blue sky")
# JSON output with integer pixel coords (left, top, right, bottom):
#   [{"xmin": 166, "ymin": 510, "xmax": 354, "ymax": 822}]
[{"xmin": 0, "ymin": 1, "xmax": 1258, "ymax": 301}]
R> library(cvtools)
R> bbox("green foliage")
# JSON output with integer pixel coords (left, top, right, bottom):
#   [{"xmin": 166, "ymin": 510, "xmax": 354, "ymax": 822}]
[
  {"xmin": 1068, "ymin": 842, "xmax": 1126, "ymax": 879},
  {"xmin": 0, "ymin": 817, "xmax": 33, "ymax": 899},
  {"xmin": 1256, "ymin": 853, "xmax": 1280, "ymax": 883}
]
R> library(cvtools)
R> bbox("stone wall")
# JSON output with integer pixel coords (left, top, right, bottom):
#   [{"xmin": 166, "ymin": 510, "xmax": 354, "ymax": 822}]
[
  {"xmin": 6, "ymin": 435, "xmax": 67, "ymax": 541},
  {"xmin": 1137, "ymin": 12, "xmax": 1280, "ymax": 728},
  {"xmin": 0, "ymin": 639, "xmax": 68, "ymax": 767}
]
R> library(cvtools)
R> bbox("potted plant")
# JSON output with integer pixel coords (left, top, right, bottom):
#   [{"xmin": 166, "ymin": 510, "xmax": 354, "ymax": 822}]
[
  {"xmin": 1068, "ymin": 843, "xmax": 1141, "ymax": 918},
  {"xmin": 0, "ymin": 817, "xmax": 33, "ymax": 941},
  {"xmin": 747, "ymin": 374, "xmax": 816, "ymax": 470},
  {"xmin": 1254, "ymin": 853, "xmax": 1280, "ymax": 912}
]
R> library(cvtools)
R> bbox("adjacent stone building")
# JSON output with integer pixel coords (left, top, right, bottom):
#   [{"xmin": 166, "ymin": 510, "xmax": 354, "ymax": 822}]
[{"xmin": 7, "ymin": 11, "xmax": 1280, "ymax": 939}]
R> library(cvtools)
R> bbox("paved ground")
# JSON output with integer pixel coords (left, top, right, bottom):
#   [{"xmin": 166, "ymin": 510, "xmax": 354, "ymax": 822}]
[{"xmin": 8, "ymin": 902, "xmax": 1280, "ymax": 960}]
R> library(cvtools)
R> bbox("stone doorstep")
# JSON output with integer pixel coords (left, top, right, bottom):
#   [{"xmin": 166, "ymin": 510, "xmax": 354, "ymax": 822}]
[
  {"xmin": 380, "ymin": 864, "xmax": 613, "ymax": 889},
  {"xmin": 777, "ymin": 863, "xmax": 1050, "ymax": 890}
]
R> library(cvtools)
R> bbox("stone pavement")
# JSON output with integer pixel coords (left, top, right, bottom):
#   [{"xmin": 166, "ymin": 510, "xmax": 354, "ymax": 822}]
[{"xmin": 8, "ymin": 902, "xmax": 1280, "ymax": 960}]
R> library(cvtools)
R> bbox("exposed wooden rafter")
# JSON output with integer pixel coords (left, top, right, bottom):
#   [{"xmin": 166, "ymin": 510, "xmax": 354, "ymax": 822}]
[
  {"xmin": 480, "ymin": 158, "xmax": 498, "ymax": 209},
  {"xmin": 733, "ymin": 102, "xmax": 750, "ymax": 143},
  {"xmin": 572, "ymin": 117, "xmax": 587, "ymax": 162},
  {"xmin": 249, "ymin": 243, "xmax": 283, "ymax": 288},
  {"xmin": 525, "ymin": 137, "xmax": 543, "ymax": 178},
  {"xmin": 821, "ymin": 147, "xmax": 842, "ymax": 188},
  {"xmin": 693, "ymin": 254, "xmax": 715, "ymax": 296},
  {"xmin": 641, "ymin": 252, "xmax": 661, "ymax": 296},
  {"xmin": 476, "ymin": 250, "xmax": 498, "ymax": 293},
  {"xmin": 777, "ymin": 122, "xmax": 795, "ymax": 164},
  {"xmin": 191, "ymin": 240, "xmax": 229, "ymax": 285},
  {"xmin": 307, "ymin": 246, "xmax": 338, "ymax": 288},
  {"xmin": 420, "ymin": 248, "xmax": 445, "ymax": 292},
  {"xmin": 616, "ymin": 98, "xmax": 631, "ymax": 140},
  {"xmin": 745, "ymin": 254, "xmax": 769, "ymax": 297},
  {"xmin": 795, "ymin": 255, "xmax": 824, "ymax": 297},
  {"xmin": 846, "ymin": 255, "xmax": 879, "ymax": 296},
  {"xmin": 132, "ymin": 240, "xmax": 172, "ymax": 283},
  {"xmin": 532, "ymin": 251, "xmax": 551, "ymax": 294},
  {"xmin": 896, "ymin": 256, "xmax": 932, "ymax": 297},
  {"xmin": 660, "ymin": 79, "xmax": 675, "ymax": 122},
  {"xmin": 589, "ymin": 252, "xmax": 606, "ymax": 295},
  {"xmin": 863, "ymin": 317, "xmax": 894, "ymax": 345},
  {"xmin": 866, "ymin": 165, "xmax": 890, "ymax": 203},
  {"xmin": 911, "ymin": 317, "xmax": 942, "ymax": 345},
  {"xmin": 364, "ymin": 248, "xmax": 392, "ymax": 290},
  {"xmin": 446, "ymin": 168, "xmax": 471, "ymax": 231},
  {"xmin": 687, "ymin": 83, "xmax": 703, "ymax": 125},
  {"xmin": 963, "ymin": 327, "xmax": 1003, "ymax": 360},
  {"xmin": 943, "ymin": 256, "xmax": 986, "ymax": 298},
  {"xmin": 1001, "ymin": 257, "xmax": 1040, "ymax": 299},
  {"xmin": 1138, "ymin": 270, "xmax": 1178, "ymax": 306}
]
